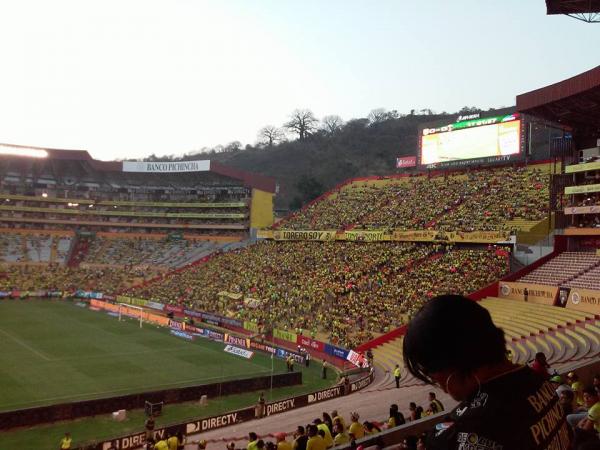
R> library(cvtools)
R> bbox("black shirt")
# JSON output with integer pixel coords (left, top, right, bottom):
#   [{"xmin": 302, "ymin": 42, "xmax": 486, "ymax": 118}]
[
  {"xmin": 294, "ymin": 435, "xmax": 308, "ymax": 450},
  {"xmin": 426, "ymin": 366, "xmax": 571, "ymax": 450}
]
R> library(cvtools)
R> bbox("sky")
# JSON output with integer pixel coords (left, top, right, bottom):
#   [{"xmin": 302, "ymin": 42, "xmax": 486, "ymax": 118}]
[{"xmin": 0, "ymin": 0, "xmax": 598, "ymax": 161}]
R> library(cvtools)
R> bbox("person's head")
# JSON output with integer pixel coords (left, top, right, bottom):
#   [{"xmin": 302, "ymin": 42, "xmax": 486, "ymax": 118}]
[
  {"xmin": 559, "ymin": 389, "xmax": 574, "ymax": 404},
  {"xmin": 350, "ymin": 412, "xmax": 359, "ymax": 422},
  {"xmin": 227, "ymin": 443, "xmax": 235, "ymax": 450},
  {"xmin": 312, "ymin": 418, "xmax": 322, "ymax": 425},
  {"xmin": 428, "ymin": 392, "xmax": 436, "ymax": 401},
  {"xmin": 389, "ymin": 403, "xmax": 398, "ymax": 416},
  {"xmin": 295, "ymin": 426, "xmax": 305, "ymax": 437},
  {"xmin": 249, "ymin": 432, "xmax": 258, "ymax": 442},
  {"xmin": 199, "ymin": 440, "xmax": 207, "ymax": 450},
  {"xmin": 256, "ymin": 440, "xmax": 265, "ymax": 450},
  {"xmin": 403, "ymin": 295, "xmax": 506, "ymax": 401},
  {"xmin": 322, "ymin": 412, "xmax": 332, "ymax": 423},
  {"xmin": 593, "ymin": 374, "xmax": 600, "ymax": 387},
  {"xmin": 534, "ymin": 352, "xmax": 548, "ymax": 366},
  {"xmin": 567, "ymin": 371, "xmax": 578, "ymax": 382},
  {"xmin": 331, "ymin": 409, "xmax": 339, "ymax": 418},
  {"xmin": 307, "ymin": 425, "xmax": 318, "ymax": 437},
  {"xmin": 265, "ymin": 442, "xmax": 276, "ymax": 450},
  {"xmin": 317, "ymin": 430, "xmax": 325, "ymax": 439},
  {"xmin": 583, "ymin": 386, "xmax": 599, "ymax": 408},
  {"xmin": 409, "ymin": 402, "xmax": 417, "ymax": 411},
  {"xmin": 333, "ymin": 422, "xmax": 344, "ymax": 435}
]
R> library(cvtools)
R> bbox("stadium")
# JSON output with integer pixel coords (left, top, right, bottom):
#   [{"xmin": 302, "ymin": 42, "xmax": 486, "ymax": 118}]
[{"xmin": 2, "ymin": 3, "xmax": 600, "ymax": 450}]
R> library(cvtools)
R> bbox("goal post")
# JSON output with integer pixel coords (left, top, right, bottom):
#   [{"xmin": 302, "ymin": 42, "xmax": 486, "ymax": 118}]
[{"xmin": 118, "ymin": 303, "xmax": 144, "ymax": 328}]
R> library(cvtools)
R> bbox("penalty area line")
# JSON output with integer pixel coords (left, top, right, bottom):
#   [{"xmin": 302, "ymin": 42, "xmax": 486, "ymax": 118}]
[{"xmin": 0, "ymin": 327, "xmax": 52, "ymax": 361}]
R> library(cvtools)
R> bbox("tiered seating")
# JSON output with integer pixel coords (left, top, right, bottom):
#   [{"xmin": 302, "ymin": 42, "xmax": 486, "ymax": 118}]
[
  {"xmin": 0, "ymin": 234, "xmax": 24, "ymax": 262},
  {"xmin": 480, "ymin": 297, "xmax": 600, "ymax": 366},
  {"xmin": 369, "ymin": 297, "xmax": 600, "ymax": 383},
  {"xmin": 519, "ymin": 252, "xmax": 600, "ymax": 286},
  {"xmin": 82, "ymin": 237, "xmax": 220, "ymax": 268},
  {"xmin": 25, "ymin": 235, "xmax": 53, "ymax": 262},
  {"xmin": 280, "ymin": 165, "xmax": 549, "ymax": 232},
  {"xmin": 565, "ymin": 265, "xmax": 600, "ymax": 290}
]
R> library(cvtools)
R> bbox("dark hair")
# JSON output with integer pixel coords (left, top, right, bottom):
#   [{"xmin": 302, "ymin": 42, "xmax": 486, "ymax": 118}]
[
  {"xmin": 583, "ymin": 386, "xmax": 599, "ymax": 396},
  {"xmin": 403, "ymin": 295, "xmax": 506, "ymax": 383},
  {"xmin": 307, "ymin": 425, "xmax": 318, "ymax": 437},
  {"xmin": 560, "ymin": 389, "xmax": 574, "ymax": 401},
  {"xmin": 297, "ymin": 426, "xmax": 305, "ymax": 434},
  {"xmin": 249, "ymin": 432, "xmax": 258, "ymax": 441},
  {"xmin": 257, "ymin": 440, "xmax": 265, "ymax": 450}
]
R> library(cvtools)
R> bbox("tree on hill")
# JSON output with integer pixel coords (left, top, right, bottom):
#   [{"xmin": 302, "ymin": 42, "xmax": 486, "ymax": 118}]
[
  {"xmin": 321, "ymin": 115, "xmax": 344, "ymax": 135},
  {"xmin": 285, "ymin": 109, "xmax": 319, "ymax": 141},
  {"xmin": 258, "ymin": 125, "xmax": 285, "ymax": 147}
]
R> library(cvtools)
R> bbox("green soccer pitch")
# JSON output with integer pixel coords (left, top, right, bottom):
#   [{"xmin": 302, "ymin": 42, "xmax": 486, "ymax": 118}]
[{"xmin": 0, "ymin": 299, "xmax": 290, "ymax": 413}]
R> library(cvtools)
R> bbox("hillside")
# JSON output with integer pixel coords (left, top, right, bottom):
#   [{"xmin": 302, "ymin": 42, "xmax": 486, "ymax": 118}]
[{"xmin": 139, "ymin": 108, "xmax": 506, "ymax": 209}]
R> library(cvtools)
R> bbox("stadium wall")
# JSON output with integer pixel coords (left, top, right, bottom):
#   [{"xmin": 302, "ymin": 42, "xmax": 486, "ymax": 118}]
[
  {"xmin": 0, "ymin": 372, "xmax": 301, "ymax": 430},
  {"xmin": 250, "ymin": 188, "xmax": 274, "ymax": 228},
  {"xmin": 73, "ymin": 370, "xmax": 375, "ymax": 450}
]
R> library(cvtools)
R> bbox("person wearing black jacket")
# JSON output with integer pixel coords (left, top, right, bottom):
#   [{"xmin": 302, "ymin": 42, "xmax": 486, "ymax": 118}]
[{"xmin": 404, "ymin": 294, "xmax": 572, "ymax": 450}]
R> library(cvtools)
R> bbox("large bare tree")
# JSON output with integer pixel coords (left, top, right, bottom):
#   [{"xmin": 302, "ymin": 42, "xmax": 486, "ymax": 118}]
[
  {"xmin": 321, "ymin": 115, "xmax": 344, "ymax": 134},
  {"xmin": 285, "ymin": 109, "xmax": 318, "ymax": 141},
  {"xmin": 258, "ymin": 125, "xmax": 284, "ymax": 147}
]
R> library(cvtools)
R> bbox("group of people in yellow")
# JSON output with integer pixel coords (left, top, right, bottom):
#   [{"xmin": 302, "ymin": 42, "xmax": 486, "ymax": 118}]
[
  {"xmin": 281, "ymin": 166, "xmax": 548, "ymax": 232},
  {"xmin": 126, "ymin": 242, "xmax": 508, "ymax": 348}
]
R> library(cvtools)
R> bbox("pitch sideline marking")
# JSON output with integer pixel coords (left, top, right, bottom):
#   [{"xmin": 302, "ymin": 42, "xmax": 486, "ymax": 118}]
[
  {"xmin": 0, "ymin": 369, "xmax": 273, "ymax": 410},
  {"xmin": 0, "ymin": 326, "xmax": 52, "ymax": 361}
]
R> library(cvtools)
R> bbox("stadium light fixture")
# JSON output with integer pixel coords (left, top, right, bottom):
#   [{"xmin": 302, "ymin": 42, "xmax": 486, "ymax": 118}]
[
  {"xmin": 42, "ymin": 192, "xmax": 48, "ymax": 198},
  {"xmin": 0, "ymin": 145, "xmax": 49, "ymax": 158}
]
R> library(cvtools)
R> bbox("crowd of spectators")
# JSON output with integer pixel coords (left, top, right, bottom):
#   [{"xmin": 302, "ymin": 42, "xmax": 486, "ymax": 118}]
[
  {"xmin": 0, "ymin": 264, "xmax": 158, "ymax": 293},
  {"xmin": 126, "ymin": 242, "xmax": 509, "ymax": 348},
  {"xmin": 280, "ymin": 166, "xmax": 549, "ymax": 232}
]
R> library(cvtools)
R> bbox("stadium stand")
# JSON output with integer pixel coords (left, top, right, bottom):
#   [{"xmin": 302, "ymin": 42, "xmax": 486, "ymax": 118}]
[
  {"xmin": 518, "ymin": 251, "xmax": 600, "ymax": 286},
  {"xmin": 566, "ymin": 264, "xmax": 600, "ymax": 290},
  {"xmin": 277, "ymin": 165, "xmax": 549, "ymax": 232},
  {"xmin": 126, "ymin": 242, "xmax": 509, "ymax": 348},
  {"xmin": 82, "ymin": 236, "xmax": 221, "ymax": 268}
]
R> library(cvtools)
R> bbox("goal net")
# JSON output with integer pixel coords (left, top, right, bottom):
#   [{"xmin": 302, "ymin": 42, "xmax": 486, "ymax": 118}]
[{"xmin": 118, "ymin": 303, "xmax": 144, "ymax": 328}]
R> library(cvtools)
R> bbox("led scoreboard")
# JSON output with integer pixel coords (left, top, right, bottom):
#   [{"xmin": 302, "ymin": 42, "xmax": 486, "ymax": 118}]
[{"xmin": 420, "ymin": 113, "xmax": 522, "ymax": 167}]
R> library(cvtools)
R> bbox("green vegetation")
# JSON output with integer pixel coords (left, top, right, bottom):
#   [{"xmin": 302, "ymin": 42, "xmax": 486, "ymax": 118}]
[
  {"xmin": 136, "ymin": 106, "xmax": 501, "ymax": 209},
  {"xmin": 0, "ymin": 300, "xmax": 334, "ymax": 449}
]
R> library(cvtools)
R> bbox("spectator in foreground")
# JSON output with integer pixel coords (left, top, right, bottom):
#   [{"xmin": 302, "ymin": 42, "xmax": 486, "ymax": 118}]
[
  {"xmin": 387, "ymin": 404, "xmax": 405, "ymax": 428},
  {"xmin": 408, "ymin": 402, "xmax": 422, "ymax": 421},
  {"xmin": 306, "ymin": 424, "xmax": 326, "ymax": 450},
  {"xmin": 573, "ymin": 387, "xmax": 600, "ymax": 448},
  {"xmin": 403, "ymin": 294, "xmax": 571, "ymax": 450},
  {"xmin": 530, "ymin": 352, "xmax": 550, "ymax": 379},
  {"xmin": 348, "ymin": 412, "xmax": 365, "ymax": 440},
  {"xmin": 428, "ymin": 392, "xmax": 444, "ymax": 414},
  {"xmin": 293, "ymin": 426, "xmax": 308, "ymax": 450},
  {"xmin": 248, "ymin": 432, "xmax": 259, "ymax": 450},
  {"xmin": 276, "ymin": 434, "xmax": 292, "ymax": 450}
]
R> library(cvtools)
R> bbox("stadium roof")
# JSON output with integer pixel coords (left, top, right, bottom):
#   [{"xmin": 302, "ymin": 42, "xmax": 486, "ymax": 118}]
[
  {"xmin": 546, "ymin": 0, "xmax": 600, "ymax": 22},
  {"xmin": 516, "ymin": 65, "xmax": 600, "ymax": 131},
  {"xmin": 0, "ymin": 143, "xmax": 277, "ymax": 193}
]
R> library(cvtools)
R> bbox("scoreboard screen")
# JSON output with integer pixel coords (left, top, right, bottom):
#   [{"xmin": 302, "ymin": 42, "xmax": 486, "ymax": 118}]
[{"xmin": 420, "ymin": 113, "xmax": 521, "ymax": 165}]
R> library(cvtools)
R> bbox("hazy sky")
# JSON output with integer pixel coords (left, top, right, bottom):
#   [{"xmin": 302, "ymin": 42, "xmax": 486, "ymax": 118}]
[{"xmin": 0, "ymin": 0, "xmax": 597, "ymax": 161}]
